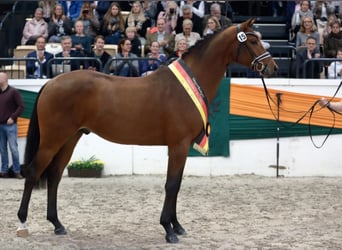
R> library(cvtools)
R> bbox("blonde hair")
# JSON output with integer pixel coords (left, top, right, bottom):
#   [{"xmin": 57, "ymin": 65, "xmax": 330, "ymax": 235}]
[
  {"xmin": 127, "ymin": 1, "xmax": 146, "ymax": 27},
  {"xmin": 299, "ymin": 16, "xmax": 317, "ymax": 33},
  {"xmin": 175, "ymin": 38, "xmax": 187, "ymax": 51},
  {"xmin": 182, "ymin": 19, "xmax": 193, "ymax": 27}
]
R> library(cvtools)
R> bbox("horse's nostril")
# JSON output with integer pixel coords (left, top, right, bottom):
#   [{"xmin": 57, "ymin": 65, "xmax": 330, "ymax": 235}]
[{"xmin": 274, "ymin": 65, "xmax": 279, "ymax": 71}]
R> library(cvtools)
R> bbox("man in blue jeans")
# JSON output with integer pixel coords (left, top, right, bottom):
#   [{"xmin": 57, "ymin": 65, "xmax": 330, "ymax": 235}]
[{"xmin": 0, "ymin": 72, "xmax": 24, "ymax": 179}]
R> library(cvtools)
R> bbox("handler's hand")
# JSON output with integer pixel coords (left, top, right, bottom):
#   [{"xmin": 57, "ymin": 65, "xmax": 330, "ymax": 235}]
[{"xmin": 318, "ymin": 97, "xmax": 329, "ymax": 108}]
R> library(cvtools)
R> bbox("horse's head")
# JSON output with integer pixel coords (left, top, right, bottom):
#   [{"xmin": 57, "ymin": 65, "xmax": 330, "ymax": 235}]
[{"xmin": 234, "ymin": 18, "xmax": 278, "ymax": 77}]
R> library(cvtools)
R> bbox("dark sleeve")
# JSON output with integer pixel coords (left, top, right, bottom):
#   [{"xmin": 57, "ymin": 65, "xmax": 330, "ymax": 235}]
[
  {"xmin": 140, "ymin": 59, "xmax": 148, "ymax": 75},
  {"xmin": 48, "ymin": 21, "xmax": 57, "ymax": 36},
  {"xmin": 26, "ymin": 53, "xmax": 36, "ymax": 76},
  {"xmin": 63, "ymin": 17, "xmax": 73, "ymax": 35},
  {"xmin": 11, "ymin": 88, "xmax": 24, "ymax": 121}
]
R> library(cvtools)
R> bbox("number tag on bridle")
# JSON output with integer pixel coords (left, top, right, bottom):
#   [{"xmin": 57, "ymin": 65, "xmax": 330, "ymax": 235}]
[{"xmin": 237, "ymin": 32, "xmax": 247, "ymax": 43}]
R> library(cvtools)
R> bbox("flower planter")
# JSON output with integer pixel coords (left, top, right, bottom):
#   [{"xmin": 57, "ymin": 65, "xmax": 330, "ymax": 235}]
[{"xmin": 67, "ymin": 168, "xmax": 102, "ymax": 178}]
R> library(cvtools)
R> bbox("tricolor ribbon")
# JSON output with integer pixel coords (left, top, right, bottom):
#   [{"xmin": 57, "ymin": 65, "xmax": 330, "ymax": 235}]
[{"xmin": 168, "ymin": 59, "xmax": 210, "ymax": 155}]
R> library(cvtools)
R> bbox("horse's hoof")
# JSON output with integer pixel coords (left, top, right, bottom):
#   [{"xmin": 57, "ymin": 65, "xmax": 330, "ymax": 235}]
[
  {"xmin": 54, "ymin": 226, "xmax": 67, "ymax": 235},
  {"xmin": 173, "ymin": 225, "xmax": 186, "ymax": 235},
  {"xmin": 165, "ymin": 233, "xmax": 179, "ymax": 243},
  {"xmin": 16, "ymin": 228, "xmax": 29, "ymax": 237}
]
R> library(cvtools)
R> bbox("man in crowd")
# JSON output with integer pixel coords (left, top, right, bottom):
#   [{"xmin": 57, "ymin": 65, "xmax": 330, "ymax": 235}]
[{"xmin": 0, "ymin": 72, "xmax": 24, "ymax": 179}]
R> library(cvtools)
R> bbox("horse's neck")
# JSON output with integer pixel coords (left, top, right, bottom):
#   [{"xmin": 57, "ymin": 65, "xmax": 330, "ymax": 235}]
[{"xmin": 185, "ymin": 50, "xmax": 232, "ymax": 103}]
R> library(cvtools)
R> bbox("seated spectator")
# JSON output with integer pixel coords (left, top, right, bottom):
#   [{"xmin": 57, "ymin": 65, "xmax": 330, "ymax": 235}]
[
  {"xmin": 125, "ymin": 1, "xmax": 152, "ymax": 43},
  {"xmin": 125, "ymin": 26, "xmax": 142, "ymax": 57},
  {"xmin": 175, "ymin": 4, "xmax": 203, "ymax": 35},
  {"xmin": 26, "ymin": 36, "xmax": 54, "ymax": 79},
  {"xmin": 48, "ymin": 3, "xmax": 73, "ymax": 43},
  {"xmin": 77, "ymin": 2, "xmax": 100, "ymax": 39},
  {"xmin": 110, "ymin": 38, "xmax": 140, "ymax": 77},
  {"xmin": 313, "ymin": 0, "xmax": 335, "ymax": 45},
  {"xmin": 87, "ymin": 35, "xmax": 111, "ymax": 72},
  {"xmin": 202, "ymin": 16, "xmax": 221, "ymax": 37},
  {"xmin": 54, "ymin": 35, "xmax": 84, "ymax": 76},
  {"xmin": 71, "ymin": 20, "xmax": 93, "ymax": 56},
  {"xmin": 294, "ymin": 36, "xmax": 323, "ymax": 78},
  {"xmin": 180, "ymin": 1, "xmax": 205, "ymax": 19},
  {"xmin": 203, "ymin": 3, "xmax": 232, "ymax": 29},
  {"xmin": 322, "ymin": 14, "xmax": 339, "ymax": 38},
  {"xmin": 168, "ymin": 37, "xmax": 188, "ymax": 59},
  {"xmin": 291, "ymin": 0, "xmax": 313, "ymax": 40},
  {"xmin": 157, "ymin": 1, "xmax": 179, "ymax": 34},
  {"xmin": 101, "ymin": 2, "xmax": 125, "ymax": 45},
  {"xmin": 39, "ymin": 0, "xmax": 56, "ymax": 22},
  {"xmin": 296, "ymin": 16, "xmax": 320, "ymax": 48},
  {"xmin": 21, "ymin": 8, "xmax": 48, "ymax": 45},
  {"xmin": 323, "ymin": 20, "xmax": 342, "ymax": 58},
  {"xmin": 328, "ymin": 48, "xmax": 342, "ymax": 79},
  {"xmin": 59, "ymin": 0, "xmax": 83, "ymax": 22},
  {"xmin": 145, "ymin": 18, "xmax": 175, "ymax": 58},
  {"xmin": 140, "ymin": 41, "xmax": 167, "ymax": 76},
  {"xmin": 175, "ymin": 19, "xmax": 201, "ymax": 48}
]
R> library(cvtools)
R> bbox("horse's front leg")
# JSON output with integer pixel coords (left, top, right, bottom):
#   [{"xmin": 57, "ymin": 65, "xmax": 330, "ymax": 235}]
[{"xmin": 160, "ymin": 144, "xmax": 188, "ymax": 243}]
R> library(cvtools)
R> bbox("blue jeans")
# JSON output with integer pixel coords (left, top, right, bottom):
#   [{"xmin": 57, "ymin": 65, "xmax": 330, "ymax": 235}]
[{"xmin": 0, "ymin": 123, "xmax": 21, "ymax": 173}]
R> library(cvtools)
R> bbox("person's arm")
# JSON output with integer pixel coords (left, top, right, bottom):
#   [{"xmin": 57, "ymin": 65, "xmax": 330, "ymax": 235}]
[
  {"xmin": 26, "ymin": 52, "xmax": 36, "ymax": 75},
  {"xmin": 10, "ymin": 89, "xmax": 24, "ymax": 122},
  {"xmin": 191, "ymin": 1, "xmax": 204, "ymax": 18},
  {"xmin": 319, "ymin": 98, "xmax": 342, "ymax": 112}
]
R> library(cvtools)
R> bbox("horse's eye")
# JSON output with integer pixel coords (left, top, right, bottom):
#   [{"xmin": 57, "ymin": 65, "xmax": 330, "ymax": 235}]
[{"xmin": 251, "ymin": 40, "xmax": 258, "ymax": 45}]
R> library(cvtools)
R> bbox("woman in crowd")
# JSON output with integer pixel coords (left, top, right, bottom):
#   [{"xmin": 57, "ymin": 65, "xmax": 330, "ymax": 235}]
[
  {"xmin": 140, "ymin": 41, "xmax": 167, "ymax": 76},
  {"xmin": 77, "ymin": 2, "xmax": 100, "ymax": 39},
  {"xmin": 175, "ymin": 19, "xmax": 201, "ymax": 48},
  {"xmin": 157, "ymin": 1, "xmax": 179, "ymax": 34},
  {"xmin": 21, "ymin": 8, "xmax": 48, "ymax": 45},
  {"xmin": 110, "ymin": 38, "xmax": 140, "ymax": 77},
  {"xmin": 168, "ymin": 37, "xmax": 188, "ymax": 59},
  {"xmin": 203, "ymin": 16, "xmax": 221, "ymax": 37},
  {"xmin": 101, "ymin": 2, "xmax": 125, "ymax": 45},
  {"xmin": 125, "ymin": 1, "xmax": 151, "ymax": 42},
  {"xmin": 323, "ymin": 20, "xmax": 342, "ymax": 58},
  {"xmin": 296, "ymin": 16, "xmax": 320, "ymax": 47},
  {"xmin": 48, "ymin": 3, "xmax": 73, "ymax": 43},
  {"xmin": 291, "ymin": 0, "xmax": 313, "ymax": 39}
]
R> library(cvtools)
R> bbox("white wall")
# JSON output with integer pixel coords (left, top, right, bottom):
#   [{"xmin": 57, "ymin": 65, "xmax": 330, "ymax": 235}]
[{"xmin": 12, "ymin": 78, "xmax": 342, "ymax": 177}]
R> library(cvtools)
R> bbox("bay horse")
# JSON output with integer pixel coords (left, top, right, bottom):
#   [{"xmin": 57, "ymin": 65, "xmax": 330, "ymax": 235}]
[{"xmin": 17, "ymin": 18, "xmax": 277, "ymax": 243}]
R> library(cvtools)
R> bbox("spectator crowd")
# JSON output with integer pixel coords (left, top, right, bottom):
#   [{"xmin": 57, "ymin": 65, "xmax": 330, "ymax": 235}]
[
  {"xmin": 20, "ymin": 0, "xmax": 235, "ymax": 78},
  {"xmin": 14, "ymin": 1, "xmax": 342, "ymax": 78}
]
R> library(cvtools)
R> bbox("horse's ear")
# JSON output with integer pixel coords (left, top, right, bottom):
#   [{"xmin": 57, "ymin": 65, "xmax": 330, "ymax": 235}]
[{"xmin": 247, "ymin": 18, "xmax": 256, "ymax": 27}]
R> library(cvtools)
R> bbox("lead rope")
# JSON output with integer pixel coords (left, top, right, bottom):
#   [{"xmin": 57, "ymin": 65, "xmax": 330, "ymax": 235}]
[{"xmin": 261, "ymin": 76, "xmax": 342, "ymax": 148}]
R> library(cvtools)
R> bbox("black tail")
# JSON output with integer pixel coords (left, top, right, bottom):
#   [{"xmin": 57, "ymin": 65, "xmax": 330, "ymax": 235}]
[{"xmin": 22, "ymin": 85, "xmax": 47, "ymax": 186}]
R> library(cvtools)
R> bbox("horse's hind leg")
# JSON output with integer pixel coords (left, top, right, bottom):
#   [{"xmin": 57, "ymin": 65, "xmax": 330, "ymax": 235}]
[
  {"xmin": 46, "ymin": 131, "xmax": 83, "ymax": 235},
  {"xmin": 17, "ymin": 146, "xmax": 58, "ymax": 236},
  {"xmin": 160, "ymin": 144, "xmax": 188, "ymax": 243}
]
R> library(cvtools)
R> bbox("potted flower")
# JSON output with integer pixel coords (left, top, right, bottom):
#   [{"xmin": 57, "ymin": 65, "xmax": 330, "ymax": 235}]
[{"xmin": 67, "ymin": 156, "xmax": 104, "ymax": 178}]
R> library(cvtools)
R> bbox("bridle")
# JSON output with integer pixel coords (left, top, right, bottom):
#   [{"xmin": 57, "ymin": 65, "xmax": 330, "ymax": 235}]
[{"xmin": 236, "ymin": 25, "xmax": 271, "ymax": 74}]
